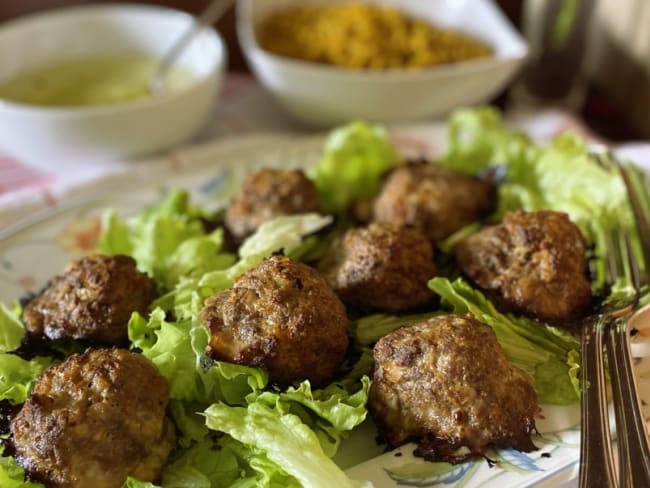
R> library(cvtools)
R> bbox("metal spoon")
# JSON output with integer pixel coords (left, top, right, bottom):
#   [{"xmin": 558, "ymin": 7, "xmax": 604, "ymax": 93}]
[{"xmin": 149, "ymin": 0, "xmax": 235, "ymax": 95}]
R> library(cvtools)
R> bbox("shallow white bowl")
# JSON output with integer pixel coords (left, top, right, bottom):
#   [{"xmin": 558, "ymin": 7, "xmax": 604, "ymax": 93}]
[
  {"xmin": 237, "ymin": 0, "xmax": 528, "ymax": 127},
  {"xmin": 0, "ymin": 4, "xmax": 226, "ymax": 169}
]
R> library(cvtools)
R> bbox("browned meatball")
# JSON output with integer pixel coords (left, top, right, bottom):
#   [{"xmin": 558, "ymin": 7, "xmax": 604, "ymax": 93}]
[
  {"xmin": 200, "ymin": 255, "xmax": 349, "ymax": 385},
  {"xmin": 10, "ymin": 348, "xmax": 175, "ymax": 488},
  {"xmin": 455, "ymin": 210, "xmax": 592, "ymax": 322},
  {"xmin": 22, "ymin": 254, "xmax": 157, "ymax": 344},
  {"xmin": 318, "ymin": 223, "xmax": 436, "ymax": 311},
  {"xmin": 372, "ymin": 162, "xmax": 494, "ymax": 241},
  {"xmin": 224, "ymin": 168, "xmax": 322, "ymax": 242},
  {"xmin": 369, "ymin": 315, "xmax": 538, "ymax": 462}
]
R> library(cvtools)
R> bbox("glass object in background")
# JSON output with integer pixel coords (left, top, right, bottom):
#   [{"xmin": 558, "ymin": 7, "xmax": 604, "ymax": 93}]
[{"xmin": 509, "ymin": 0, "xmax": 597, "ymax": 112}]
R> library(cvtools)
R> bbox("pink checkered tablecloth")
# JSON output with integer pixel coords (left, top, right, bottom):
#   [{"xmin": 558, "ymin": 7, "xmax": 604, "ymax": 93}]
[{"xmin": 1, "ymin": 73, "xmax": 649, "ymax": 229}]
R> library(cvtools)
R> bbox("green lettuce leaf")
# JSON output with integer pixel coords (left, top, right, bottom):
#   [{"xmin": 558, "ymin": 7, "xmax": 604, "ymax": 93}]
[
  {"xmin": 204, "ymin": 400, "xmax": 368, "ymax": 488},
  {"xmin": 441, "ymin": 107, "xmax": 634, "ymax": 291},
  {"xmin": 250, "ymin": 377, "xmax": 370, "ymax": 457},
  {"xmin": 0, "ymin": 354, "xmax": 51, "ymax": 404},
  {"xmin": 429, "ymin": 276, "xmax": 580, "ymax": 404},
  {"xmin": 161, "ymin": 229, "xmax": 235, "ymax": 290},
  {"xmin": 98, "ymin": 190, "xmax": 215, "ymax": 289},
  {"xmin": 155, "ymin": 213, "xmax": 333, "ymax": 321},
  {"xmin": 310, "ymin": 121, "xmax": 401, "ymax": 213},
  {"xmin": 442, "ymin": 106, "xmax": 531, "ymax": 175},
  {"xmin": 128, "ymin": 309, "xmax": 267, "ymax": 406},
  {"xmin": 353, "ymin": 313, "xmax": 436, "ymax": 347},
  {"xmin": 0, "ymin": 305, "xmax": 25, "ymax": 353},
  {"xmin": 0, "ymin": 445, "xmax": 44, "ymax": 488},
  {"xmin": 124, "ymin": 479, "xmax": 159, "ymax": 488},
  {"xmin": 159, "ymin": 437, "xmax": 300, "ymax": 488}
]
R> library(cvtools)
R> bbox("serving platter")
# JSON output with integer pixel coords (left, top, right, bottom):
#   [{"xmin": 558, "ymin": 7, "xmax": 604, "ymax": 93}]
[{"xmin": 1, "ymin": 123, "xmax": 649, "ymax": 488}]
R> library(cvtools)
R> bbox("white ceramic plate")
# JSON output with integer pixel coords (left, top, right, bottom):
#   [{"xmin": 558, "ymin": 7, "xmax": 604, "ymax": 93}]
[{"xmin": 1, "ymin": 124, "xmax": 649, "ymax": 488}]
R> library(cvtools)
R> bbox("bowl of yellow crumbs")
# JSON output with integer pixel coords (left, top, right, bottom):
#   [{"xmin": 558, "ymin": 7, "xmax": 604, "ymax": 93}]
[{"xmin": 237, "ymin": 0, "xmax": 528, "ymax": 127}]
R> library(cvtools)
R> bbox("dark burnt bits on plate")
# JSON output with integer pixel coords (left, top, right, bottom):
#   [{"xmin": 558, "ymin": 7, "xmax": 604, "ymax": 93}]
[
  {"xmin": 318, "ymin": 222, "xmax": 437, "ymax": 312},
  {"xmin": 10, "ymin": 348, "xmax": 176, "ymax": 488},
  {"xmin": 200, "ymin": 254, "xmax": 349, "ymax": 386},
  {"xmin": 455, "ymin": 210, "xmax": 593, "ymax": 323},
  {"xmin": 22, "ymin": 254, "xmax": 157, "ymax": 345},
  {"xmin": 370, "ymin": 160, "xmax": 496, "ymax": 242},
  {"xmin": 224, "ymin": 168, "xmax": 322, "ymax": 243},
  {"xmin": 368, "ymin": 314, "xmax": 539, "ymax": 464}
]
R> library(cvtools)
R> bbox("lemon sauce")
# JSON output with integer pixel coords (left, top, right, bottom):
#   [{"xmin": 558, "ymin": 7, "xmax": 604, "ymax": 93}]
[{"xmin": 0, "ymin": 54, "xmax": 193, "ymax": 107}]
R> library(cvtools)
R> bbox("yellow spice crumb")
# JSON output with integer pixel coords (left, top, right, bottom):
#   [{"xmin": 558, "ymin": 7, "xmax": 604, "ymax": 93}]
[{"xmin": 257, "ymin": 3, "xmax": 492, "ymax": 70}]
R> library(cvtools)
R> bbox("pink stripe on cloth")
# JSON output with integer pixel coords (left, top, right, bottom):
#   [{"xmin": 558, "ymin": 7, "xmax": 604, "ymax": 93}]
[{"xmin": 0, "ymin": 153, "xmax": 55, "ymax": 194}]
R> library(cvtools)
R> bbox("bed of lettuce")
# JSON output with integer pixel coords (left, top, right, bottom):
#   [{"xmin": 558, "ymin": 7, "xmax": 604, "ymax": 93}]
[{"xmin": 0, "ymin": 106, "xmax": 648, "ymax": 488}]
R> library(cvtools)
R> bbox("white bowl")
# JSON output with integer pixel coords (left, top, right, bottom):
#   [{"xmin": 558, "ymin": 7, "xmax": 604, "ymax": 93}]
[
  {"xmin": 237, "ymin": 0, "xmax": 528, "ymax": 127},
  {"xmin": 0, "ymin": 4, "xmax": 226, "ymax": 169}
]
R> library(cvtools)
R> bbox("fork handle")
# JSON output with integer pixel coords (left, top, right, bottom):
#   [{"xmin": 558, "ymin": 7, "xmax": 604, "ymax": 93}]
[
  {"xmin": 606, "ymin": 318, "xmax": 650, "ymax": 488},
  {"xmin": 580, "ymin": 318, "xmax": 618, "ymax": 488}
]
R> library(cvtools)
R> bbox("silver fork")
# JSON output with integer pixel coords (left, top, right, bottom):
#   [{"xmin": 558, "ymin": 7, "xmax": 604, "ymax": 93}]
[
  {"xmin": 579, "ymin": 286, "xmax": 618, "ymax": 488},
  {"xmin": 606, "ymin": 158, "xmax": 650, "ymax": 488},
  {"xmin": 579, "ymin": 154, "xmax": 649, "ymax": 488}
]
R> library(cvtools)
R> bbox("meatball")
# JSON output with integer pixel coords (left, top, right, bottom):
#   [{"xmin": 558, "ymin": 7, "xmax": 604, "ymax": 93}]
[
  {"xmin": 372, "ymin": 162, "xmax": 495, "ymax": 241},
  {"xmin": 200, "ymin": 255, "xmax": 349, "ymax": 385},
  {"xmin": 455, "ymin": 210, "xmax": 592, "ymax": 322},
  {"xmin": 22, "ymin": 254, "xmax": 157, "ymax": 344},
  {"xmin": 10, "ymin": 348, "xmax": 175, "ymax": 488},
  {"xmin": 224, "ymin": 168, "xmax": 322, "ymax": 242},
  {"xmin": 318, "ymin": 223, "xmax": 436, "ymax": 311},
  {"xmin": 369, "ymin": 315, "xmax": 538, "ymax": 462}
]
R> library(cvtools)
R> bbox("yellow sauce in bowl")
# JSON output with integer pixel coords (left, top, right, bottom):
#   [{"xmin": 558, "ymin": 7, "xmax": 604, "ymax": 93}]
[{"xmin": 0, "ymin": 54, "xmax": 193, "ymax": 107}]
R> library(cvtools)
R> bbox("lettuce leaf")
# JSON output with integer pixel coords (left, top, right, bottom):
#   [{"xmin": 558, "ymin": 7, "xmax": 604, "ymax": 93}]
[
  {"xmin": 310, "ymin": 121, "xmax": 401, "ymax": 213},
  {"xmin": 0, "ymin": 305, "xmax": 26, "ymax": 353},
  {"xmin": 442, "ymin": 107, "xmax": 634, "ymax": 291},
  {"xmin": 98, "ymin": 190, "xmax": 220, "ymax": 289},
  {"xmin": 442, "ymin": 106, "xmax": 532, "ymax": 175},
  {"xmin": 155, "ymin": 214, "xmax": 333, "ymax": 321},
  {"xmin": 0, "ymin": 445, "xmax": 44, "ymax": 488},
  {"xmin": 0, "ymin": 305, "xmax": 52, "ymax": 405},
  {"xmin": 204, "ymin": 395, "xmax": 369, "ymax": 488},
  {"xmin": 162, "ymin": 437, "xmax": 300, "ymax": 488},
  {"xmin": 128, "ymin": 308, "xmax": 267, "ymax": 406},
  {"xmin": 353, "ymin": 312, "xmax": 436, "ymax": 347},
  {"xmin": 250, "ymin": 377, "xmax": 370, "ymax": 457},
  {"xmin": 0, "ymin": 354, "xmax": 51, "ymax": 404},
  {"xmin": 429, "ymin": 276, "xmax": 580, "ymax": 404}
]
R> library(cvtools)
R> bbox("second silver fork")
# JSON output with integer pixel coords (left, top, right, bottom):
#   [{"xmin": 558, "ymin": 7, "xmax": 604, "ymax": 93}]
[
  {"xmin": 580, "ymin": 151, "xmax": 650, "ymax": 488},
  {"xmin": 606, "ymin": 159, "xmax": 650, "ymax": 488},
  {"xmin": 579, "ymin": 230, "xmax": 644, "ymax": 488}
]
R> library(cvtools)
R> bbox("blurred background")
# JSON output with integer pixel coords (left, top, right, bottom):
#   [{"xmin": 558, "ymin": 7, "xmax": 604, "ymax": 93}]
[{"xmin": 0, "ymin": 0, "xmax": 648, "ymax": 140}]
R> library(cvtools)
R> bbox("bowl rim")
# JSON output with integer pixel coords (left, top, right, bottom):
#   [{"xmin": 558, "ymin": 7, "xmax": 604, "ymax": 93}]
[
  {"xmin": 236, "ymin": 0, "xmax": 529, "ymax": 81},
  {"xmin": 0, "ymin": 3, "xmax": 227, "ymax": 117}
]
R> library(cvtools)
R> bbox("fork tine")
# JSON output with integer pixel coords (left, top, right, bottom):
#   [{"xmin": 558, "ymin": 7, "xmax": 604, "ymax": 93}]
[
  {"xmin": 606, "ymin": 232, "xmax": 650, "ymax": 488},
  {"xmin": 579, "ymin": 314, "xmax": 617, "ymax": 488},
  {"xmin": 609, "ymin": 152, "xmax": 650, "ymax": 285},
  {"xmin": 580, "ymin": 224, "xmax": 617, "ymax": 488}
]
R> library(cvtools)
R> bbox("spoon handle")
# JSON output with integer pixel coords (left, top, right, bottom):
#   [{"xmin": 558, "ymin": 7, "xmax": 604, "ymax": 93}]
[{"xmin": 151, "ymin": 0, "xmax": 235, "ymax": 94}]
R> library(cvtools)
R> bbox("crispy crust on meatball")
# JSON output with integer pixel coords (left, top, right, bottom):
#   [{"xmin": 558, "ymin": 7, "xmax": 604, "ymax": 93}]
[
  {"xmin": 372, "ymin": 162, "xmax": 495, "ymax": 241},
  {"xmin": 455, "ymin": 210, "xmax": 592, "ymax": 322},
  {"xmin": 201, "ymin": 255, "xmax": 349, "ymax": 385},
  {"xmin": 22, "ymin": 254, "xmax": 157, "ymax": 344},
  {"xmin": 368, "ymin": 315, "xmax": 538, "ymax": 462},
  {"xmin": 10, "ymin": 348, "xmax": 175, "ymax": 488},
  {"xmin": 224, "ymin": 168, "xmax": 322, "ymax": 242},
  {"xmin": 318, "ymin": 223, "xmax": 436, "ymax": 311}
]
